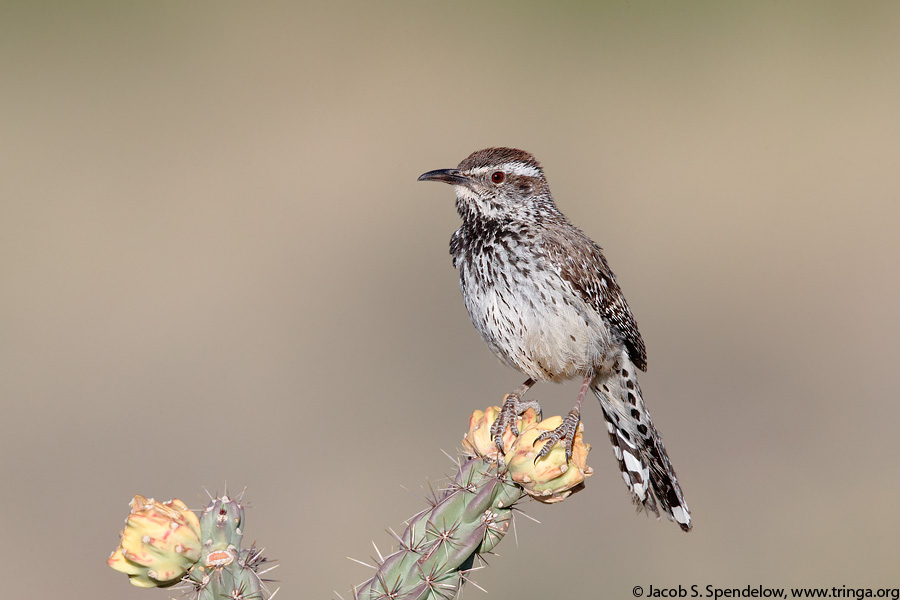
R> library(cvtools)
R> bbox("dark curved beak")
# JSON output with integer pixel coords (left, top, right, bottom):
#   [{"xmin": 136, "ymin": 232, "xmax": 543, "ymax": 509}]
[{"xmin": 417, "ymin": 168, "xmax": 470, "ymax": 186}]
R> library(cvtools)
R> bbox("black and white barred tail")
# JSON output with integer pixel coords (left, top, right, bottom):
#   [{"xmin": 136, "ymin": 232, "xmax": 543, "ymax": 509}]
[{"xmin": 591, "ymin": 356, "xmax": 692, "ymax": 532}]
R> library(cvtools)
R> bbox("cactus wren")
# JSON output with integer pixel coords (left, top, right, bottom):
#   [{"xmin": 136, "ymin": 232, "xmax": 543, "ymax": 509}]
[{"xmin": 418, "ymin": 147, "xmax": 691, "ymax": 531}]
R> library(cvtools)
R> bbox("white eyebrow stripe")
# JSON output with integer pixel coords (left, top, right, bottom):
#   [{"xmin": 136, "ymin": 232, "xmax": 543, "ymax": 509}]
[{"xmin": 467, "ymin": 163, "xmax": 542, "ymax": 178}]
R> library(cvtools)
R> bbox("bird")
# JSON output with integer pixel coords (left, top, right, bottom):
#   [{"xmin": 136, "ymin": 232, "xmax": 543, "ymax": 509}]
[{"xmin": 418, "ymin": 147, "xmax": 691, "ymax": 531}]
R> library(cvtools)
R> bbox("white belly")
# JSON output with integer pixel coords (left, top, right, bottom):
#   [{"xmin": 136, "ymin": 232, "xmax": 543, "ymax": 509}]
[{"xmin": 459, "ymin": 258, "xmax": 613, "ymax": 381}]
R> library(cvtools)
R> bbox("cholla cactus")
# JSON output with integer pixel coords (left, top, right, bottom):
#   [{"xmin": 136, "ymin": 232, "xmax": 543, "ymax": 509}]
[
  {"xmin": 351, "ymin": 405, "xmax": 591, "ymax": 599},
  {"xmin": 107, "ymin": 407, "xmax": 591, "ymax": 600},
  {"xmin": 352, "ymin": 455, "xmax": 521, "ymax": 600},
  {"xmin": 108, "ymin": 493, "xmax": 277, "ymax": 600}
]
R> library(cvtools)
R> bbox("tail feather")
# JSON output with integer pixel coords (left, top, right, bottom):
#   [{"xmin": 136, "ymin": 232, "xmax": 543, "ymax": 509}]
[{"xmin": 591, "ymin": 356, "xmax": 691, "ymax": 532}]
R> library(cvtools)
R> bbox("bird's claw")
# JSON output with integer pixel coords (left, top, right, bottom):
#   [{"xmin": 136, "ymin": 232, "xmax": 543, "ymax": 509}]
[
  {"xmin": 534, "ymin": 409, "xmax": 581, "ymax": 463},
  {"xmin": 491, "ymin": 393, "xmax": 543, "ymax": 454}
]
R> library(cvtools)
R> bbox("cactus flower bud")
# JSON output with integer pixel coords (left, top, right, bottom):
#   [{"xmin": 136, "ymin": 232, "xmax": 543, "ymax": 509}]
[
  {"xmin": 107, "ymin": 495, "xmax": 202, "ymax": 587},
  {"xmin": 462, "ymin": 405, "xmax": 540, "ymax": 460},
  {"xmin": 504, "ymin": 416, "xmax": 593, "ymax": 503}
]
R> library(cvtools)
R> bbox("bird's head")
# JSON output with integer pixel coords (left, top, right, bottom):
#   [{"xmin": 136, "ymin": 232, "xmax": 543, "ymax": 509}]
[{"xmin": 418, "ymin": 147, "xmax": 554, "ymax": 222}]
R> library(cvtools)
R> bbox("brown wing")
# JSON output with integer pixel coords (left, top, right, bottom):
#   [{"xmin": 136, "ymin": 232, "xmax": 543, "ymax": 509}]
[{"xmin": 540, "ymin": 228, "xmax": 648, "ymax": 371}]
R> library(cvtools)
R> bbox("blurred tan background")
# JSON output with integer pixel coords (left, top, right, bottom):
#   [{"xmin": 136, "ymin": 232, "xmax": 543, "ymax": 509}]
[{"xmin": 2, "ymin": 1, "xmax": 899, "ymax": 597}]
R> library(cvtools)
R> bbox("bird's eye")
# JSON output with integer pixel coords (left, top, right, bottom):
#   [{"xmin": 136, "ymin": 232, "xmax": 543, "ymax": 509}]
[{"xmin": 491, "ymin": 171, "xmax": 505, "ymax": 184}]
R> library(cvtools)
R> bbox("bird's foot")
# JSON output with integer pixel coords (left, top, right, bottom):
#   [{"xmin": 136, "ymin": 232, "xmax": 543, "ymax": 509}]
[
  {"xmin": 491, "ymin": 393, "xmax": 542, "ymax": 454},
  {"xmin": 534, "ymin": 408, "xmax": 581, "ymax": 462}
]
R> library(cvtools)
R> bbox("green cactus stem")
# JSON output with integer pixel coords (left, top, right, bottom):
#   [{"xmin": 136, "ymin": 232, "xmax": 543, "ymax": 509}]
[{"xmin": 353, "ymin": 456, "xmax": 523, "ymax": 600}]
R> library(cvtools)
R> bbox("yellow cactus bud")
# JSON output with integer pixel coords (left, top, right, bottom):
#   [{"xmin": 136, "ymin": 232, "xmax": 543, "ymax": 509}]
[
  {"xmin": 504, "ymin": 416, "xmax": 593, "ymax": 503},
  {"xmin": 107, "ymin": 495, "xmax": 202, "ymax": 587},
  {"xmin": 462, "ymin": 405, "xmax": 539, "ymax": 460}
]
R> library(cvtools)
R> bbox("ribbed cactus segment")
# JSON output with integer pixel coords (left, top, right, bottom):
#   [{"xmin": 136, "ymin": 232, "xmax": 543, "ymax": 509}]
[
  {"xmin": 200, "ymin": 495, "xmax": 244, "ymax": 552},
  {"xmin": 189, "ymin": 495, "xmax": 271, "ymax": 600},
  {"xmin": 354, "ymin": 457, "xmax": 524, "ymax": 600},
  {"xmin": 108, "ymin": 494, "xmax": 277, "ymax": 600}
]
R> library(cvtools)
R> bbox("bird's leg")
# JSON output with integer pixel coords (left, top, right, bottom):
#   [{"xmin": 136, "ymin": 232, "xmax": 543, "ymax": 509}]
[
  {"xmin": 490, "ymin": 378, "xmax": 540, "ymax": 452},
  {"xmin": 534, "ymin": 375, "xmax": 591, "ymax": 461}
]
